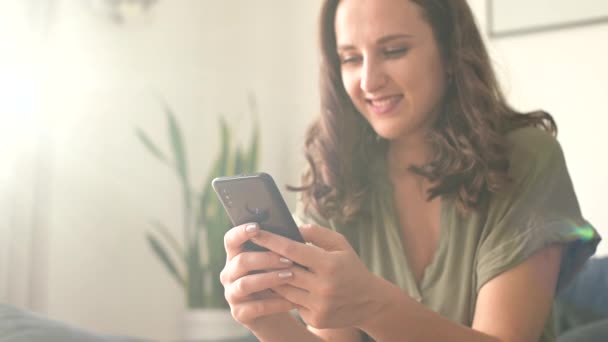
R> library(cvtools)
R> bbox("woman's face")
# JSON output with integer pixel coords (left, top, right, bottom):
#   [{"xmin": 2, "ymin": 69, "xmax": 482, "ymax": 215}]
[{"xmin": 335, "ymin": 0, "xmax": 448, "ymax": 141}]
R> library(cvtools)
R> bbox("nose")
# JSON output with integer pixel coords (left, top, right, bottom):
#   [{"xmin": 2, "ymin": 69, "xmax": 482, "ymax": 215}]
[{"xmin": 360, "ymin": 58, "xmax": 387, "ymax": 93}]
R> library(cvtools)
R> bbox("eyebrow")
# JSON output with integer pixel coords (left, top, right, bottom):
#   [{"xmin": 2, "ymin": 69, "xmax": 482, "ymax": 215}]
[{"xmin": 337, "ymin": 33, "xmax": 414, "ymax": 51}]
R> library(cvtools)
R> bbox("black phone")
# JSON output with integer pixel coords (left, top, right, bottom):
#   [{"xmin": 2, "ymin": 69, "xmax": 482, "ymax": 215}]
[{"xmin": 212, "ymin": 172, "xmax": 306, "ymax": 251}]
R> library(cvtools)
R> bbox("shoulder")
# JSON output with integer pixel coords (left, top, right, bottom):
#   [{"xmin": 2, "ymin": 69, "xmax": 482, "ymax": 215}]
[
  {"xmin": 506, "ymin": 126, "xmax": 561, "ymax": 161},
  {"xmin": 504, "ymin": 126, "xmax": 563, "ymax": 183}
]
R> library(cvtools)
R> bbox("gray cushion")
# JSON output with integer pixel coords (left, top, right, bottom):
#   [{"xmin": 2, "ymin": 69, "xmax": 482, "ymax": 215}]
[{"xmin": 0, "ymin": 305, "xmax": 152, "ymax": 342}]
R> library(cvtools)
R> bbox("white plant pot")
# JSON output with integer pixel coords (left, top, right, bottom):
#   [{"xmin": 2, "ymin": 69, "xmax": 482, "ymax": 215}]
[{"xmin": 181, "ymin": 308, "xmax": 250, "ymax": 341}]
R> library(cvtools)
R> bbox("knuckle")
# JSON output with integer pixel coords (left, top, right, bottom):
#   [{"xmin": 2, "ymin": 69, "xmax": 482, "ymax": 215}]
[
  {"xmin": 223, "ymin": 230, "xmax": 233, "ymax": 249},
  {"xmin": 231, "ymin": 305, "xmax": 245, "ymax": 323},
  {"xmin": 233, "ymin": 278, "xmax": 247, "ymax": 297},
  {"xmin": 224, "ymin": 287, "xmax": 234, "ymax": 303},
  {"xmin": 237, "ymin": 302, "xmax": 263, "ymax": 323},
  {"xmin": 225, "ymin": 283, "xmax": 240, "ymax": 303},
  {"xmin": 219, "ymin": 268, "xmax": 228, "ymax": 285},
  {"xmin": 232, "ymin": 253, "xmax": 244, "ymax": 267}
]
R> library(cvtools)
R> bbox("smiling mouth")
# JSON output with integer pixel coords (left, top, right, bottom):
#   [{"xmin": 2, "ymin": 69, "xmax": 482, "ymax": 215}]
[{"xmin": 366, "ymin": 95, "xmax": 402, "ymax": 115}]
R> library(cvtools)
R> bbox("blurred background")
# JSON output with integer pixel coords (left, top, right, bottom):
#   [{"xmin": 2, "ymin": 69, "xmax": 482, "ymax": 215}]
[{"xmin": 0, "ymin": 0, "xmax": 606, "ymax": 340}]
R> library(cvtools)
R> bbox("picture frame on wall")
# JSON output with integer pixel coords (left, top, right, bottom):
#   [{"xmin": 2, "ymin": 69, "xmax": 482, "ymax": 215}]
[{"xmin": 487, "ymin": 0, "xmax": 608, "ymax": 38}]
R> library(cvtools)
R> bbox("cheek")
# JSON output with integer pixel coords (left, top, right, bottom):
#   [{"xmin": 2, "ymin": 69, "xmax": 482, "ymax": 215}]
[
  {"xmin": 341, "ymin": 71, "xmax": 363, "ymax": 105},
  {"xmin": 407, "ymin": 57, "xmax": 447, "ymax": 112}
]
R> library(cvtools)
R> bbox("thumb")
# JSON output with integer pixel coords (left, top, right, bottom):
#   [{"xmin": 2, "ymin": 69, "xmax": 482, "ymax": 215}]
[{"xmin": 298, "ymin": 224, "xmax": 350, "ymax": 251}]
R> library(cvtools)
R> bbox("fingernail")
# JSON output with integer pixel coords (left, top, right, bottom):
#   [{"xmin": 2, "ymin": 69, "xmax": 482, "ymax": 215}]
[
  {"xmin": 245, "ymin": 224, "xmax": 258, "ymax": 234},
  {"xmin": 279, "ymin": 257, "xmax": 292, "ymax": 264},
  {"xmin": 278, "ymin": 271, "xmax": 293, "ymax": 279}
]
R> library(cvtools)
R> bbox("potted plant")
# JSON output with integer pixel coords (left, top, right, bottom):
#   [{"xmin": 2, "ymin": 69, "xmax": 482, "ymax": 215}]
[{"xmin": 136, "ymin": 99, "xmax": 259, "ymax": 340}]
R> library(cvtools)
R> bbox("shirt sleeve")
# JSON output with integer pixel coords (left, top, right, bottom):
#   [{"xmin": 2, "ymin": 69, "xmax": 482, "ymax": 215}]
[{"xmin": 476, "ymin": 128, "xmax": 601, "ymax": 293}]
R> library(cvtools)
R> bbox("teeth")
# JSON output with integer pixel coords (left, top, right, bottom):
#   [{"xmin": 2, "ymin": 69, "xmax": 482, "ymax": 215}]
[{"xmin": 370, "ymin": 96, "xmax": 399, "ymax": 107}]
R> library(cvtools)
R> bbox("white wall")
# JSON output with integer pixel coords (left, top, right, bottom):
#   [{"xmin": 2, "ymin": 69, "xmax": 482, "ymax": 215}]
[
  {"xmin": 468, "ymin": 0, "xmax": 608, "ymax": 256},
  {"xmin": 2, "ymin": 0, "xmax": 606, "ymax": 341},
  {"xmin": 40, "ymin": 0, "xmax": 321, "ymax": 340}
]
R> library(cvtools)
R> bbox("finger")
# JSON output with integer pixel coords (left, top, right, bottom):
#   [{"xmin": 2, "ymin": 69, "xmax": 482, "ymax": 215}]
[
  {"xmin": 226, "ymin": 269, "xmax": 295, "ymax": 303},
  {"xmin": 250, "ymin": 229, "xmax": 325, "ymax": 268},
  {"xmin": 223, "ymin": 252, "xmax": 294, "ymax": 283},
  {"xmin": 298, "ymin": 224, "xmax": 350, "ymax": 251},
  {"xmin": 286, "ymin": 264, "xmax": 317, "ymax": 289},
  {"xmin": 224, "ymin": 222, "xmax": 260, "ymax": 260},
  {"xmin": 232, "ymin": 298, "xmax": 296, "ymax": 325},
  {"xmin": 272, "ymin": 284, "xmax": 310, "ymax": 308},
  {"xmin": 251, "ymin": 289, "xmax": 281, "ymax": 300}
]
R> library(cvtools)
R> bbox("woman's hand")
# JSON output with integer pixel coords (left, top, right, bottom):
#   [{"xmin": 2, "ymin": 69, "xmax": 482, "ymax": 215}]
[
  {"xmin": 250, "ymin": 224, "xmax": 388, "ymax": 330},
  {"xmin": 220, "ymin": 223, "xmax": 298, "ymax": 330}
]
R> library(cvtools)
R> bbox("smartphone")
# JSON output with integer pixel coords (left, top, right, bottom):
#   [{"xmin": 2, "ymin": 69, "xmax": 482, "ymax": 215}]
[{"xmin": 212, "ymin": 172, "xmax": 306, "ymax": 251}]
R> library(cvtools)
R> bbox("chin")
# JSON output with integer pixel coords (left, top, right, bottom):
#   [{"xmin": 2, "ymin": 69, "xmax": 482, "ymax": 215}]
[{"xmin": 372, "ymin": 124, "xmax": 409, "ymax": 141}]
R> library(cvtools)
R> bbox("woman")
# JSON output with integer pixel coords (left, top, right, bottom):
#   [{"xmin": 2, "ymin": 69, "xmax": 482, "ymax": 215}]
[{"xmin": 220, "ymin": 0, "xmax": 601, "ymax": 341}]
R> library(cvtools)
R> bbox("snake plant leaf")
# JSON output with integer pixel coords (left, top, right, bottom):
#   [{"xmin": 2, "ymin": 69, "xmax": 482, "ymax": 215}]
[
  {"xmin": 140, "ymin": 102, "xmax": 261, "ymax": 309},
  {"xmin": 135, "ymin": 128, "xmax": 169, "ymax": 165},
  {"xmin": 246, "ymin": 122, "xmax": 259, "ymax": 172},
  {"xmin": 206, "ymin": 212, "xmax": 229, "ymax": 283},
  {"xmin": 234, "ymin": 146, "xmax": 245, "ymax": 175},
  {"xmin": 246, "ymin": 93, "xmax": 260, "ymax": 173},
  {"xmin": 164, "ymin": 103, "xmax": 190, "ymax": 185},
  {"xmin": 149, "ymin": 220, "xmax": 184, "ymax": 260},
  {"xmin": 146, "ymin": 233, "xmax": 185, "ymax": 288},
  {"xmin": 185, "ymin": 243, "xmax": 204, "ymax": 307},
  {"xmin": 217, "ymin": 116, "xmax": 231, "ymax": 176},
  {"xmin": 164, "ymin": 104, "xmax": 194, "ymax": 247},
  {"xmin": 247, "ymin": 92, "xmax": 258, "ymax": 121},
  {"xmin": 198, "ymin": 157, "xmax": 227, "ymax": 227},
  {"xmin": 197, "ymin": 117, "xmax": 232, "ymax": 226}
]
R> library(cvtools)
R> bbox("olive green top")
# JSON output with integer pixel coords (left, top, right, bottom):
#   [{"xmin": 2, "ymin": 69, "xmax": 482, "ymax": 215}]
[{"xmin": 293, "ymin": 127, "xmax": 601, "ymax": 342}]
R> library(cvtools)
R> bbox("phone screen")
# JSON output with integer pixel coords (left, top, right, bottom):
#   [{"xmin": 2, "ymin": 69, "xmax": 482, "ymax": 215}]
[{"xmin": 212, "ymin": 173, "xmax": 306, "ymax": 251}]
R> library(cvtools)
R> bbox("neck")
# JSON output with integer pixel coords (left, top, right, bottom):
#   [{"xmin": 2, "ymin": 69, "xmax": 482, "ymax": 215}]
[{"xmin": 386, "ymin": 130, "xmax": 432, "ymax": 179}]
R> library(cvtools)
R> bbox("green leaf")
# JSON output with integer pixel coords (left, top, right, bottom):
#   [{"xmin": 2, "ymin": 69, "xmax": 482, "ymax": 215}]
[
  {"xmin": 149, "ymin": 220, "xmax": 184, "ymax": 260},
  {"xmin": 247, "ymin": 92, "xmax": 258, "ymax": 121},
  {"xmin": 197, "ymin": 117, "xmax": 232, "ymax": 227},
  {"xmin": 185, "ymin": 244, "xmax": 205, "ymax": 307},
  {"xmin": 162, "ymin": 102, "xmax": 194, "ymax": 253},
  {"xmin": 164, "ymin": 104, "xmax": 190, "ymax": 184},
  {"xmin": 205, "ymin": 212, "xmax": 230, "ymax": 308},
  {"xmin": 197, "ymin": 156, "xmax": 228, "ymax": 227},
  {"xmin": 135, "ymin": 128, "xmax": 169, "ymax": 165},
  {"xmin": 245, "ymin": 93, "xmax": 260, "ymax": 173},
  {"xmin": 246, "ymin": 121, "xmax": 259, "ymax": 172},
  {"xmin": 234, "ymin": 146, "xmax": 245, "ymax": 175},
  {"xmin": 218, "ymin": 116, "xmax": 231, "ymax": 176},
  {"xmin": 146, "ymin": 233, "xmax": 185, "ymax": 288}
]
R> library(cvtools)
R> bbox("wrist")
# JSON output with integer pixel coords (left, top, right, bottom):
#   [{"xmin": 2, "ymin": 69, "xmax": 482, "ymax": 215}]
[
  {"xmin": 249, "ymin": 312, "xmax": 313, "ymax": 341},
  {"xmin": 357, "ymin": 277, "xmax": 408, "ymax": 337},
  {"xmin": 249, "ymin": 311, "xmax": 296, "ymax": 332}
]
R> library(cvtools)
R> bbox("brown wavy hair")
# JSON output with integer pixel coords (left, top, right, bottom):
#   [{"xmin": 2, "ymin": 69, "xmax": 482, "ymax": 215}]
[{"xmin": 292, "ymin": 0, "xmax": 556, "ymax": 224}]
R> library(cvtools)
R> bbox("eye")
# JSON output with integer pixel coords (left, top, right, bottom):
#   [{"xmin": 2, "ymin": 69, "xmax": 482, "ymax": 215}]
[
  {"xmin": 384, "ymin": 47, "xmax": 408, "ymax": 58},
  {"xmin": 339, "ymin": 54, "xmax": 362, "ymax": 65}
]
